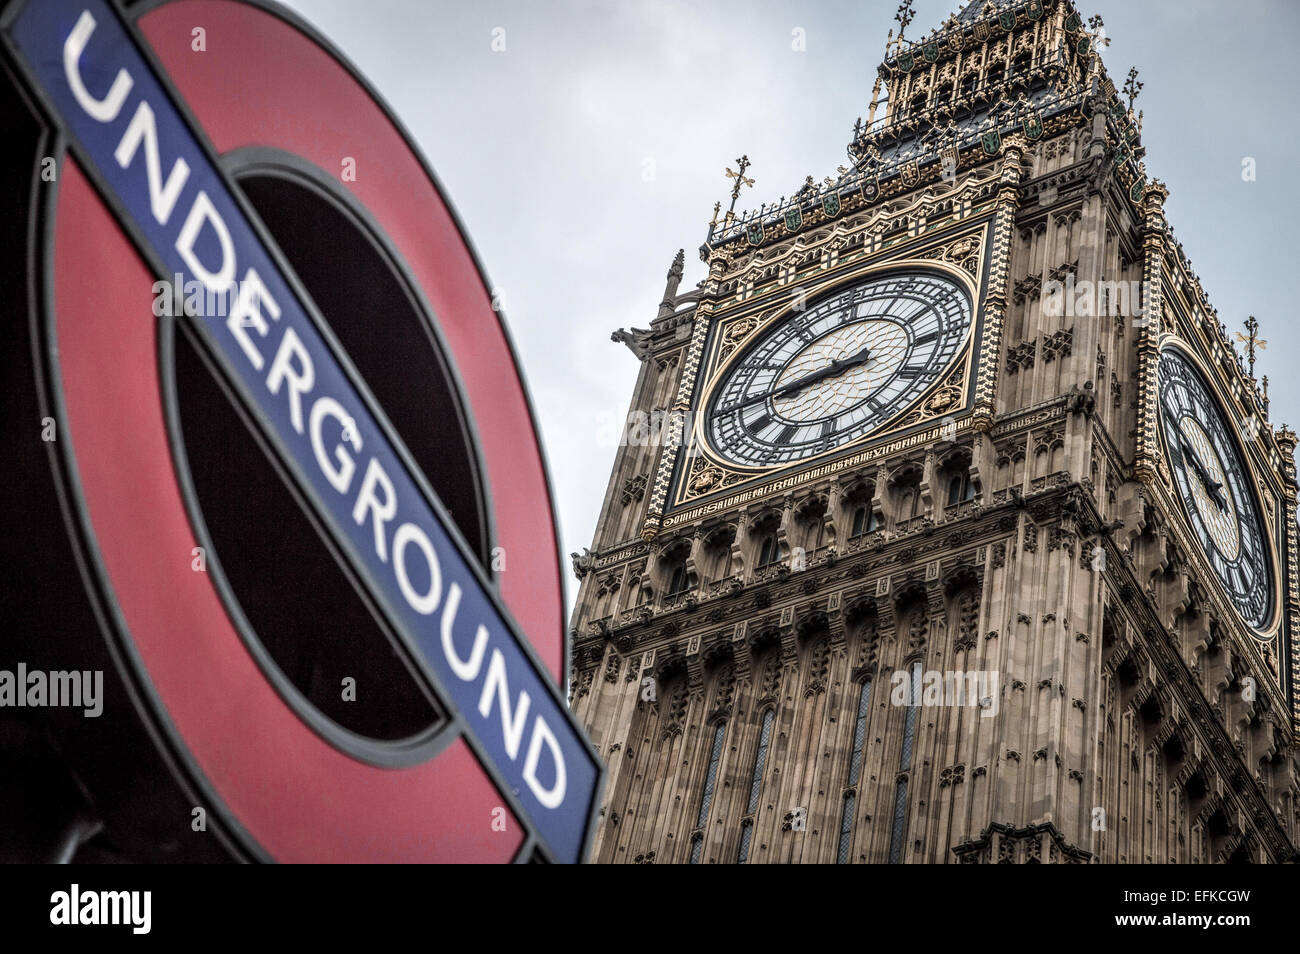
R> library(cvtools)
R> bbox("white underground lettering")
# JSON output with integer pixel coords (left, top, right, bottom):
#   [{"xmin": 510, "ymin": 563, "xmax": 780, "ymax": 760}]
[{"xmin": 61, "ymin": 7, "xmax": 568, "ymax": 811}]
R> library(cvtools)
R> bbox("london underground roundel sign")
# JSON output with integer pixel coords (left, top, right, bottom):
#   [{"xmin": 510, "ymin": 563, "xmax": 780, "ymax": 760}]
[{"xmin": 1, "ymin": 0, "xmax": 600, "ymax": 863}]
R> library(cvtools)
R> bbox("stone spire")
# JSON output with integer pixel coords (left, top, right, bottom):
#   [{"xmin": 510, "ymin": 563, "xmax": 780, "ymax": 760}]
[{"xmin": 658, "ymin": 249, "xmax": 686, "ymax": 319}]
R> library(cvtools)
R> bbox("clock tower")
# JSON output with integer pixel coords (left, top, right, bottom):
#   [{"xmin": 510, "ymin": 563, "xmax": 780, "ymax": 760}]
[{"xmin": 568, "ymin": 0, "xmax": 1300, "ymax": 864}]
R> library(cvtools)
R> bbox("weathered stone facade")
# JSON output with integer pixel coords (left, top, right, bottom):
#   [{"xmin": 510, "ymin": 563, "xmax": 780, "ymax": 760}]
[{"xmin": 568, "ymin": 0, "xmax": 1300, "ymax": 863}]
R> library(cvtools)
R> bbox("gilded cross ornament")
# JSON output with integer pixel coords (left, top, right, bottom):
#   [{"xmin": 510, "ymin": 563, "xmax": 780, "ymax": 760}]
[
  {"xmin": 1088, "ymin": 14, "xmax": 1109, "ymax": 48},
  {"xmin": 1234, "ymin": 315, "xmax": 1267, "ymax": 379},
  {"xmin": 725, "ymin": 155, "xmax": 755, "ymax": 215},
  {"xmin": 882, "ymin": 1, "xmax": 916, "ymax": 57},
  {"xmin": 1123, "ymin": 67, "xmax": 1143, "ymax": 112},
  {"xmin": 894, "ymin": 0, "xmax": 915, "ymax": 43}
]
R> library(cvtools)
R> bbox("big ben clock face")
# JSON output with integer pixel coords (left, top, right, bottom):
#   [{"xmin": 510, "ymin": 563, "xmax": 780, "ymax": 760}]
[
  {"xmin": 1158, "ymin": 346, "xmax": 1273, "ymax": 630},
  {"xmin": 705, "ymin": 271, "xmax": 972, "ymax": 467}
]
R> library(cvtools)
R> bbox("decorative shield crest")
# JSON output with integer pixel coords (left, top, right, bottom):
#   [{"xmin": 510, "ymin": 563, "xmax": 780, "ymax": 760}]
[
  {"xmin": 822, "ymin": 191, "xmax": 842, "ymax": 218},
  {"xmin": 900, "ymin": 159, "xmax": 920, "ymax": 188},
  {"xmin": 1022, "ymin": 111, "xmax": 1043, "ymax": 141},
  {"xmin": 898, "ymin": 51, "xmax": 914, "ymax": 72},
  {"xmin": 1112, "ymin": 145, "xmax": 1133, "ymax": 169},
  {"xmin": 1027, "ymin": 0, "xmax": 1045, "ymax": 20},
  {"xmin": 981, "ymin": 128, "xmax": 1002, "ymax": 156},
  {"xmin": 747, "ymin": 222, "xmax": 765, "ymax": 246},
  {"xmin": 1076, "ymin": 36, "xmax": 1091, "ymax": 56},
  {"xmin": 998, "ymin": 9, "xmax": 1016, "ymax": 30},
  {"xmin": 940, "ymin": 144, "xmax": 960, "ymax": 180},
  {"xmin": 1110, "ymin": 102, "xmax": 1128, "ymax": 123},
  {"xmin": 923, "ymin": 41, "xmax": 939, "ymax": 63},
  {"xmin": 948, "ymin": 31, "xmax": 965, "ymax": 52},
  {"xmin": 785, "ymin": 206, "xmax": 803, "ymax": 232},
  {"xmin": 1064, "ymin": 11, "xmax": 1082, "ymax": 32},
  {"xmin": 860, "ymin": 173, "xmax": 880, "ymax": 203},
  {"xmin": 973, "ymin": 21, "xmax": 990, "ymax": 42},
  {"xmin": 1123, "ymin": 123, "xmax": 1140, "ymax": 144},
  {"xmin": 1129, "ymin": 177, "xmax": 1147, "ymax": 203}
]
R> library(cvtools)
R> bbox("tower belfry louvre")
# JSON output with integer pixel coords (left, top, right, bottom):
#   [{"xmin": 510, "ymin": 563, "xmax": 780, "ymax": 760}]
[{"xmin": 568, "ymin": 0, "xmax": 1300, "ymax": 863}]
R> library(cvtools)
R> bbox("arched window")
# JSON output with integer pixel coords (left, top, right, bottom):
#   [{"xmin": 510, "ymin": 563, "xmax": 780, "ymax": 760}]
[
  {"xmin": 757, "ymin": 533, "xmax": 782, "ymax": 567},
  {"xmin": 738, "ymin": 707, "xmax": 776, "ymax": 863},
  {"xmin": 593, "ymin": 580, "xmax": 615, "ymax": 621},
  {"xmin": 986, "ymin": 62, "xmax": 1005, "ymax": 86},
  {"xmin": 946, "ymin": 471, "xmax": 975, "ymax": 507},
  {"xmin": 889, "ymin": 663, "xmax": 921, "ymax": 864},
  {"xmin": 850, "ymin": 505, "xmax": 879, "ymax": 537},
  {"xmin": 836, "ymin": 679, "xmax": 873, "ymax": 863},
  {"xmin": 666, "ymin": 563, "xmax": 690, "ymax": 596},
  {"xmin": 909, "ymin": 92, "xmax": 927, "ymax": 113},
  {"xmin": 796, "ymin": 498, "xmax": 827, "ymax": 553},
  {"xmin": 890, "ymin": 466, "xmax": 923, "ymax": 524},
  {"xmin": 1012, "ymin": 51, "xmax": 1032, "ymax": 74},
  {"xmin": 702, "ymin": 525, "xmax": 736, "ymax": 582},
  {"xmin": 658, "ymin": 540, "xmax": 691, "ymax": 601},
  {"xmin": 960, "ymin": 71, "xmax": 979, "ymax": 97},
  {"xmin": 689, "ymin": 722, "xmax": 728, "ymax": 864},
  {"xmin": 899, "ymin": 489, "xmax": 919, "ymax": 520}
]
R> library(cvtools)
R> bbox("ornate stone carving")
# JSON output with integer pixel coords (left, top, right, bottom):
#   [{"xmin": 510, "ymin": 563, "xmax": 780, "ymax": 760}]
[{"xmin": 621, "ymin": 473, "xmax": 648, "ymax": 506}]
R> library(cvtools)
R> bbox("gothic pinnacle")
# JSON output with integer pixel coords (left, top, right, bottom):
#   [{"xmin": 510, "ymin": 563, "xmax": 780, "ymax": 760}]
[
  {"xmin": 669, "ymin": 248, "xmax": 685, "ymax": 279},
  {"xmin": 659, "ymin": 249, "xmax": 686, "ymax": 318}
]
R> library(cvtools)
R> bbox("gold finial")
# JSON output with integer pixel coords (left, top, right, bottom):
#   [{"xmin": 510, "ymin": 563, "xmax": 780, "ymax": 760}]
[
  {"xmin": 1088, "ymin": 14, "xmax": 1110, "ymax": 49},
  {"xmin": 710, "ymin": 200, "xmax": 721, "ymax": 228},
  {"xmin": 1234, "ymin": 315, "xmax": 1267, "ymax": 379},
  {"xmin": 724, "ymin": 155, "xmax": 755, "ymax": 217},
  {"xmin": 1123, "ymin": 67, "xmax": 1144, "ymax": 113},
  {"xmin": 868, "ymin": 74, "xmax": 883, "ymax": 125},
  {"xmin": 894, "ymin": 0, "xmax": 916, "ymax": 44}
]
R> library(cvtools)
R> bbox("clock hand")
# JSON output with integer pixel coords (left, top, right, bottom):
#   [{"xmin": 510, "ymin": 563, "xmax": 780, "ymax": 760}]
[
  {"xmin": 1181, "ymin": 439, "xmax": 1222, "ymax": 501},
  {"xmin": 1179, "ymin": 437, "xmax": 1217, "ymax": 499},
  {"xmin": 771, "ymin": 362, "xmax": 841, "ymax": 399},
  {"xmin": 724, "ymin": 346, "xmax": 873, "ymax": 414},
  {"xmin": 1178, "ymin": 434, "xmax": 1227, "ymax": 509},
  {"xmin": 1207, "ymin": 479, "xmax": 1228, "ymax": 511},
  {"xmin": 773, "ymin": 345, "xmax": 873, "ymax": 399}
]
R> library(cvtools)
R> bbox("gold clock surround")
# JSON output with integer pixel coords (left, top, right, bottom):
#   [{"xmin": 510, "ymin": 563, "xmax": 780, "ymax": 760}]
[{"xmin": 672, "ymin": 237, "xmax": 986, "ymax": 510}]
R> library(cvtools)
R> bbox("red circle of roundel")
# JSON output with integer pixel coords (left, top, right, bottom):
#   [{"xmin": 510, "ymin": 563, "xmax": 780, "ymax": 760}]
[
  {"xmin": 49, "ymin": 0, "xmax": 566, "ymax": 862},
  {"xmin": 137, "ymin": 0, "xmax": 565, "ymax": 679}
]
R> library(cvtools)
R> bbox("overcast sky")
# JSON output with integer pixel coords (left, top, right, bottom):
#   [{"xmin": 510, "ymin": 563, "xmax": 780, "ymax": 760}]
[{"xmin": 279, "ymin": 0, "xmax": 1300, "ymax": 611}]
